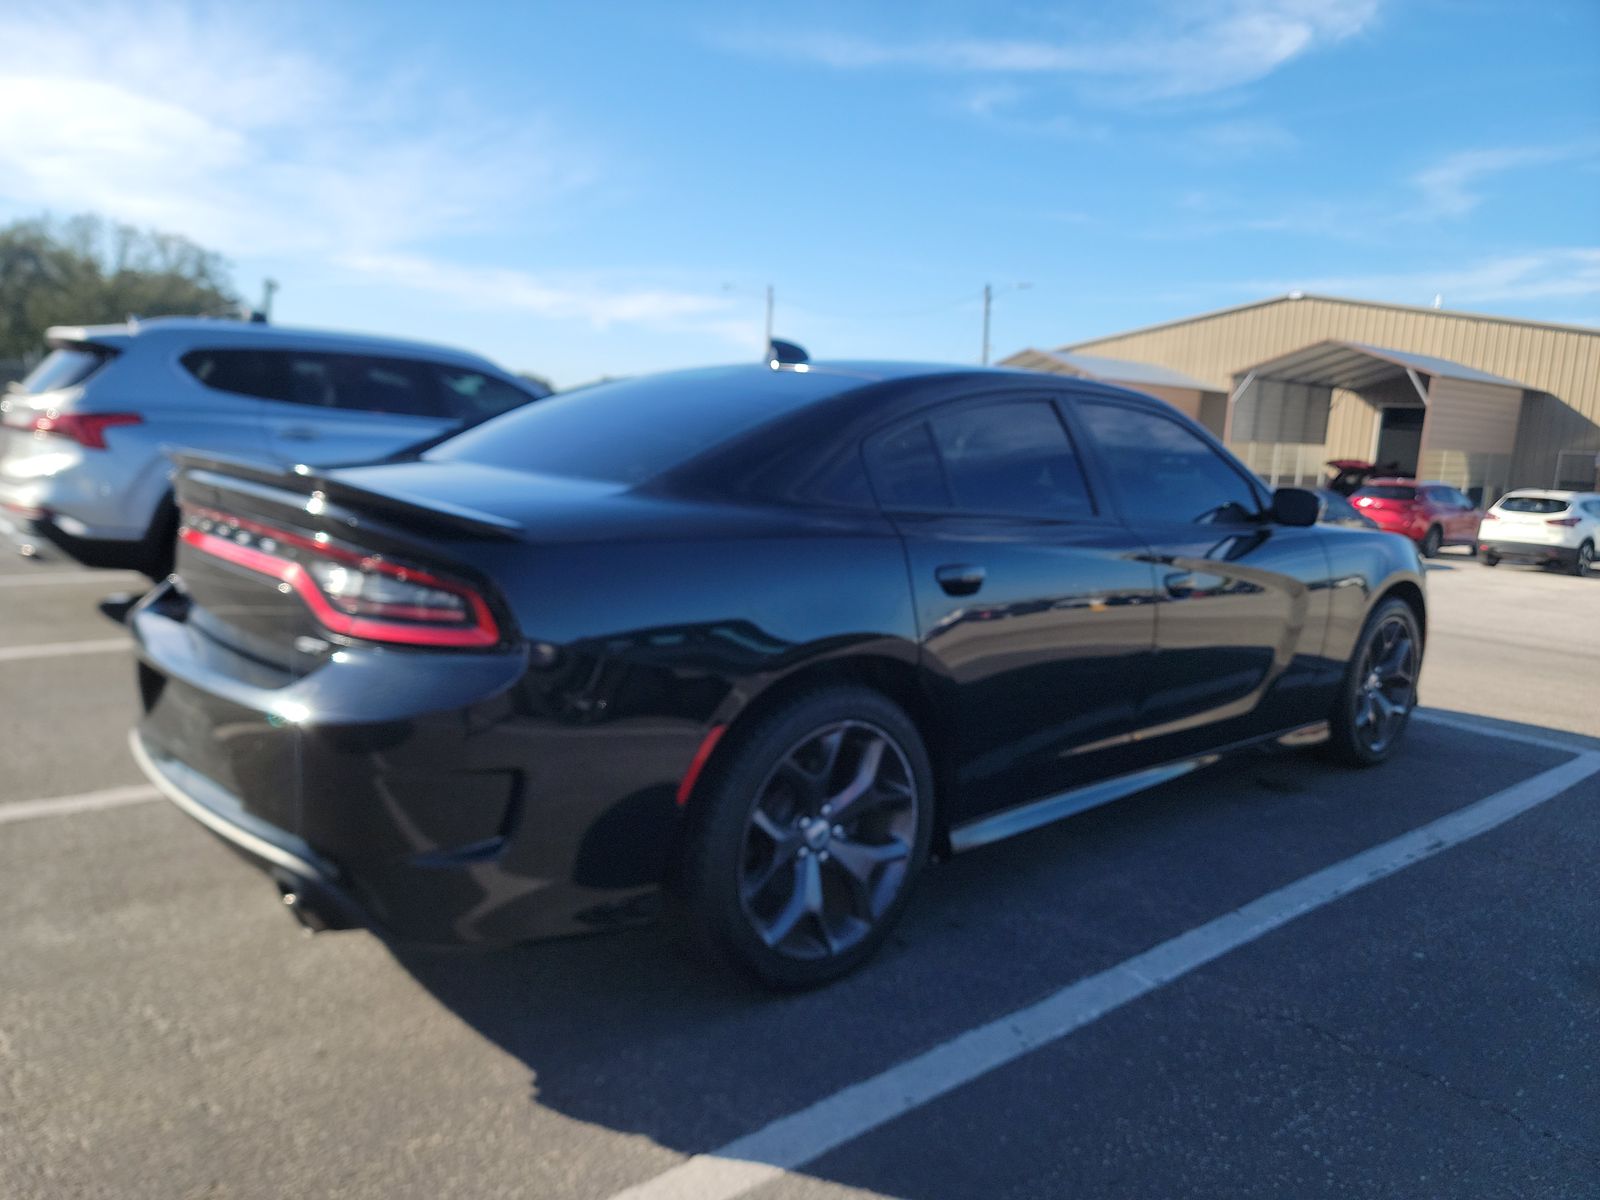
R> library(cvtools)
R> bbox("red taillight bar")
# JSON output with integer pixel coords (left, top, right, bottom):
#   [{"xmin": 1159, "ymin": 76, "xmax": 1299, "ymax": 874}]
[
  {"xmin": 178, "ymin": 518, "xmax": 500, "ymax": 649},
  {"xmin": 5, "ymin": 410, "xmax": 142, "ymax": 449}
]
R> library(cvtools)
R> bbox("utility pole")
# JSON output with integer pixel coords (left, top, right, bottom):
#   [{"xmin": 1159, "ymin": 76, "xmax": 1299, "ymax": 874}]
[
  {"xmin": 259, "ymin": 278, "xmax": 279, "ymax": 322},
  {"xmin": 981, "ymin": 283, "xmax": 993, "ymax": 365},
  {"xmin": 982, "ymin": 282, "xmax": 1031, "ymax": 366},
  {"xmin": 765, "ymin": 284, "xmax": 774, "ymax": 348}
]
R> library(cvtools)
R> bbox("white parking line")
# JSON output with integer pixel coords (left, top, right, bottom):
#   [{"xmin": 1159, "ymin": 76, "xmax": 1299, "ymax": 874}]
[
  {"xmin": 606, "ymin": 744, "xmax": 1600, "ymax": 1200},
  {"xmin": 0, "ymin": 638, "xmax": 130, "ymax": 663},
  {"xmin": 1414, "ymin": 708, "xmax": 1596, "ymax": 755},
  {"xmin": 0, "ymin": 784, "xmax": 161, "ymax": 825},
  {"xmin": 0, "ymin": 571, "xmax": 144, "ymax": 588}
]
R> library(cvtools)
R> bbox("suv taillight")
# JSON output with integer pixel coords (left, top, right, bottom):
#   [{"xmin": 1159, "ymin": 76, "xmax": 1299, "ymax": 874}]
[
  {"xmin": 0, "ymin": 408, "xmax": 142, "ymax": 449},
  {"xmin": 1547, "ymin": 517, "xmax": 1581, "ymax": 527},
  {"xmin": 177, "ymin": 504, "xmax": 501, "ymax": 648}
]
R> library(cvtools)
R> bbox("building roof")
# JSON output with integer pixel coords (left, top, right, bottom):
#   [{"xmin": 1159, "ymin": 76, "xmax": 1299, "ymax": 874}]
[
  {"xmin": 1002, "ymin": 347, "xmax": 1218, "ymax": 391},
  {"xmin": 1060, "ymin": 293, "xmax": 1600, "ymax": 352},
  {"xmin": 1240, "ymin": 339, "xmax": 1533, "ymax": 391}
]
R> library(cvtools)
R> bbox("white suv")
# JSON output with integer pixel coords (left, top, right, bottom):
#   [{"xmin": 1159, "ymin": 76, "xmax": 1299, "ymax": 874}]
[
  {"xmin": 0, "ymin": 318, "xmax": 547, "ymax": 577},
  {"xmin": 1479, "ymin": 490, "xmax": 1600, "ymax": 576}
]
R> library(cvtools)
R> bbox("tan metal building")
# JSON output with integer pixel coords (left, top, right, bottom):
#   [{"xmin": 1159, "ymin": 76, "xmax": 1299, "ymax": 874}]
[{"xmin": 1003, "ymin": 293, "xmax": 1600, "ymax": 501}]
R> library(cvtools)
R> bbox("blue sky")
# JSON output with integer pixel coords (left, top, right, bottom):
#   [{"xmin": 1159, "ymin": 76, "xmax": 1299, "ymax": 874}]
[{"xmin": 0, "ymin": 0, "xmax": 1595, "ymax": 385}]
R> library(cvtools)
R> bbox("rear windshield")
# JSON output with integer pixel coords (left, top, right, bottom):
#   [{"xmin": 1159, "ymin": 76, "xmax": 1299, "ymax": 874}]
[
  {"xmin": 425, "ymin": 367, "xmax": 863, "ymax": 484},
  {"xmin": 15, "ymin": 345, "xmax": 116, "ymax": 394},
  {"xmin": 1498, "ymin": 496, "xmax": 1569, "ymax": 514},
  {"xmin": 1355, "ymin": 485, "xmax": 1416, "ymax": 501}
]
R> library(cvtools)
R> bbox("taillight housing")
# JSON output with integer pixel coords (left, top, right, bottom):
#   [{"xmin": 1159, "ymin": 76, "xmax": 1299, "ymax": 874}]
[
  {"xmin": 1547, "ymin": 516, "xmax": 1581, "ymax": 527},
  {"xmin": 1483, "ymin": 511, "xmax": 1499, "ymax": 521},
  {"xmin": 177, "ymin": 504, "xmax": 501, "ymax": 648},
  {"xmin": 0, "ymin": 406, "xmax": 141, "ymax": 449}
]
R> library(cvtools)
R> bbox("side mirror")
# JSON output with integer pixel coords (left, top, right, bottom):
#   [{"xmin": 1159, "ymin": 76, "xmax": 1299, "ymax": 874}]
[{"xmin": 1272, "ymin": 486, "xmax": 1320, "ymax": 527}]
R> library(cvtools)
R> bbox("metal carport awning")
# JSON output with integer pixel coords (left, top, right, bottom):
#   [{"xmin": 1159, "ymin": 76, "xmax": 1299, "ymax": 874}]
[{"xmin": 1233, "ymin": 339, "xmax": 1533, "ymax": 401}]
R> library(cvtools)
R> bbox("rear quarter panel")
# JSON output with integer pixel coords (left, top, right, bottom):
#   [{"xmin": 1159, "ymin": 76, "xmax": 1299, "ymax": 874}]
[{"xmin": 1320, "ymin": 527, "xmax": 1427, "ymax": 664}]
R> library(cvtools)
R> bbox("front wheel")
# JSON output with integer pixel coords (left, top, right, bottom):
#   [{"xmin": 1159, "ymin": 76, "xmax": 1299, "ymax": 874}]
[
  {"xmin": 1323, "ymin": 598, "xmax": 1421, "ymax": 767},
  {"xmin": 1575, "ymin": 540, "xmax": 1595, "ymax": 578},
  {"xmin": 676, "ymin": 686, "xmax": 934, "ymax": 989},
  {"xmin": 1420, "ymin": 526, "xmax": 1443, "ymax": 558}
]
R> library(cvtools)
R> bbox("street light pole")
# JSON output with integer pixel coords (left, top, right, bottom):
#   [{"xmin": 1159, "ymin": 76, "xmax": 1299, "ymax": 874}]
[{"xmin": 765, "ymin": 284, "xmax": 774, "ymax": 349}]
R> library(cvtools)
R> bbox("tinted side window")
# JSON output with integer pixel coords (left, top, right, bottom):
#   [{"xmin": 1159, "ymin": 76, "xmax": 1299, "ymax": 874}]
[
  {"xmin": 867, "ymin": 422, "xmax": 949, "ymax": 509},
  {"xmin": 927, "ymin": 401, "xmax": 1094, "ymax": 518},
  {"xmin": 182, "ymin": 349, "xmax": 287, "ymax": 401},
  {"xmin": 434, "ymin": 367, "xmax": 533, "ymax": 421},
  {"xmin": 1077, "ymin": 401, "xmax": 1261, "ymax": 525},
  {"xmin": 330, "ymin": 356, "xmax": 440, "ymax": 417}
]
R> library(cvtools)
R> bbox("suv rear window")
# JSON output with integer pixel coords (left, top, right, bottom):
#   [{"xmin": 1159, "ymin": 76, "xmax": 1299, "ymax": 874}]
[
  {"xmin": 1355, "ymin": 485, "xmax": 1416, "ymax": 501},
  {"xmin": 1498, "ymin": 496, "xmax": 1569, "ymax": 514},
  {"xmin": 16, "ymin": 345, "xmax": 116, "ymax": 394}
]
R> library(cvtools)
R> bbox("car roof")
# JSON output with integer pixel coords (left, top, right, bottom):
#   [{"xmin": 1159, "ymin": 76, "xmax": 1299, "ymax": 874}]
[{"xmin": 46, "ymin": 317, "xmax": 509, "ymax": 372}]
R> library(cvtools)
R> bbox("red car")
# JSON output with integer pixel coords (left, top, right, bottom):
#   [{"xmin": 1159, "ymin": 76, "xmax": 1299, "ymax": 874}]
[{"xmin": 1350, "ymin": 478, "xmax": 1483, "ymax": 557}]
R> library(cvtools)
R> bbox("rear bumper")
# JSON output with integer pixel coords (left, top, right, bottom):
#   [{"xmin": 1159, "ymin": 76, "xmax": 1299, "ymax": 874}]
[
  {"xmin": 128, "ymin": 580, "xmax": 678, "ymax": 946},
  {"xmin": 1479, "ymin": 539, "xmax": 1577, "ymax": 565},
  {"xmin": 129, "ymin": 728, "xmax": 373, "ymax": 934}
]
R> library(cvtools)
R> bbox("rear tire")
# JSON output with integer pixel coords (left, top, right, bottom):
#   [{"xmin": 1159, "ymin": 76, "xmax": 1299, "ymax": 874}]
[
  {"xmin": 1483, "ymin": 552, "xmax": 1500, "ymax": 567},
  {"xmin": 1322, "ymin": 598, "xmax": 1421, "ymax": 767},
  {"xmin": 1420, "ymin": 526, "xmax": 1443, "ymax": 558},
  {"xmin": 675, "ymin": 686, "xmax": 934, "ymax": 990},
  {"xmin": 1575, "ymin": 540, "xmax": 1595, "ymax": 578}
]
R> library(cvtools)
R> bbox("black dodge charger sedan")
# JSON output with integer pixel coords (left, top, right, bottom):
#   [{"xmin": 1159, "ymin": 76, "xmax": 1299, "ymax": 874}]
[{"xmin": 129, "ymin": 358, "xmax": 1426, "ymax": 987}]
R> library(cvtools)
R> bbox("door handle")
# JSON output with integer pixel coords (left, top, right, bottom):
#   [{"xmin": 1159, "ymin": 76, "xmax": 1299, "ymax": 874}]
[
  {"xmin": 935, "ymin": 564, "xmax": 986, "ymax": 596},
  {"xmin": 279, "ymin": 427, "xmax": 319, "ymax": 441}
]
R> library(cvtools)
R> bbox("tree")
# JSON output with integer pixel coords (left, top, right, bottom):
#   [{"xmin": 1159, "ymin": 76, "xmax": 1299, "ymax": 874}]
[{"xmin": 0, "ymin": 214, "xmax": 240, "ymax": 361}]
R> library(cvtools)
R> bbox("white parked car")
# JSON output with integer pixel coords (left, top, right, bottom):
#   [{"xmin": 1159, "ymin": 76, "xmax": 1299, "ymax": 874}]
[{"xmin": 1479, "ymin": 489, "xmax": 1600, "ymax": 576}]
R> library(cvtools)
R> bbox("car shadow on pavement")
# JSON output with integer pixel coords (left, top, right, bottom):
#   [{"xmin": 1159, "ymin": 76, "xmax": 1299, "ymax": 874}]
[{"xmin": 385, "ymin": 713, "xmax": 1590, "ymax": 1198}]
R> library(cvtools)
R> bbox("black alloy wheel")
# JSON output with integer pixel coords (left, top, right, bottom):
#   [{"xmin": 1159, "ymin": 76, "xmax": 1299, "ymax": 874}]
[
  {"xmin": 1324, "ymin": 598, "xmax": 1421, "ymax": 766},
  {"xmin": 1574, "ymin": 540, "xmax": 1594, "ymax": 578},
  {"xmin": 677, "ymin": 686, "xmax": 934, "ymax": 989},
  {"xmin": 739, "ymin": 720, "xmax": 918, "ymax": 959}
]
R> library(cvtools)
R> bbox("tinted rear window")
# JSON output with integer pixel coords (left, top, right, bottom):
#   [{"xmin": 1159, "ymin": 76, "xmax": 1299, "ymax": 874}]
[
  {"xmin": 1498, "ymin": 496, "xmax": 1569, "ymax": 514},
  {"xmin": 1355, "ymin": 485, "xmax": 1416, "ymax": 501},
  {"xmin": 426, "ymin": 368, "xmax": 864, "ymax": 484},
  {"xmin": 17, "ymin": 345, "xmax": 116, "ymax": 394}
]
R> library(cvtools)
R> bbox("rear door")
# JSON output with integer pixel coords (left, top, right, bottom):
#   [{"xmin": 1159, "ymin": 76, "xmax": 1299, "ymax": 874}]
[
  {"xmin": 1071, "ymin": 397, "xmax": 1333, "ymax": 756},
  {"xmin": 253, "ymin": 351, "xmax": 457, "ymax": 465},
  {"xmin": 1443, "ymin": 486, "xmax": 1481, "ymax": 543},
  {"xmin": 866, "ymin": 392, "xmax": 1157, "ymax": 820}
]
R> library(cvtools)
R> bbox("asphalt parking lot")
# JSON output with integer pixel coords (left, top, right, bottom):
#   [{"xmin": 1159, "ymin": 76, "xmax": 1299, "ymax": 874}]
[{"xmin": 3, "ymin": 549, "xmax": 1598, "ymax": 1199}]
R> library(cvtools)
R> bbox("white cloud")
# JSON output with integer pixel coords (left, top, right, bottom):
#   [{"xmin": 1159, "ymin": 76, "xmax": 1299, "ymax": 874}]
[
  {"xmin": 722, "ymin": 1, "xmax": 1382, "ymax": 100},
  {"xmin": 0, "ymin": 0, "xmax": 763, "ymax": 350},
  {"xmin": 0, "ymin": 4, "xmax": 586, "ymax": 259},
  {"xmin": 340, "ymin": 253, "xmax": 758, "ymax": 346},
  {"xmin": 1411, "ymin": 144, "xmax": 1599, "ymax": 217},
  {"xmin": 1250, "ymin": 248, "xmax": 1600, "ymax": 307}
]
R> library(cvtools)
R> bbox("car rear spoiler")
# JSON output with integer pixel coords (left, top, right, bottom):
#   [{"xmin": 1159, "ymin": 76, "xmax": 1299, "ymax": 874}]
[{"xmin": 169, "ymin": 451, "xmax": 526, "ymax": 541}]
